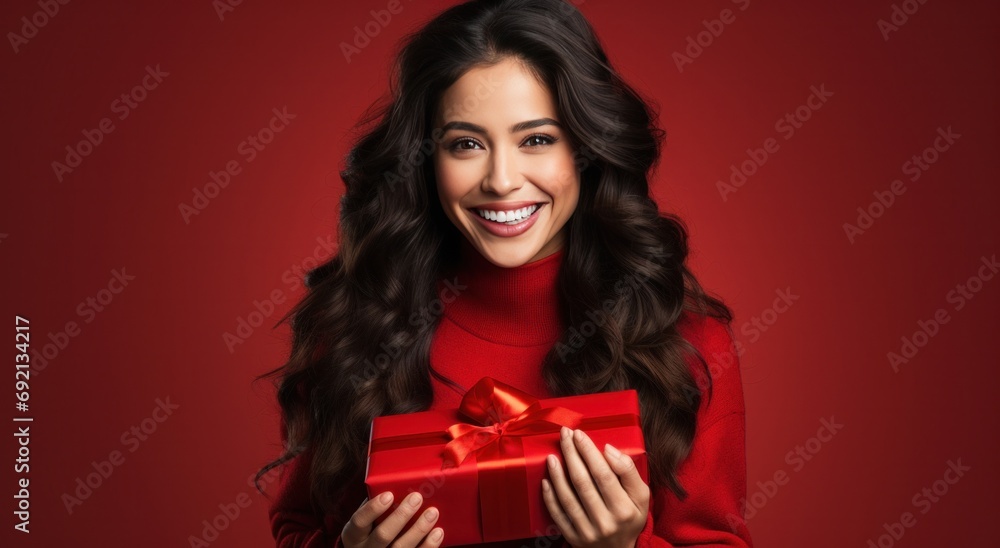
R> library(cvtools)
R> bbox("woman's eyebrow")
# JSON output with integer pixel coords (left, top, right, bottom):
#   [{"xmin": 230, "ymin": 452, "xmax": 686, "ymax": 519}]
[{"xmin": 439, "ymin": 118, "xmax": 562, "ymax": 135}]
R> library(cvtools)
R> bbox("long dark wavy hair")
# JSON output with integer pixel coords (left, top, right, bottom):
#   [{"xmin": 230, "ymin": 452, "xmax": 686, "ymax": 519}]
[{"xmin": 254, "ymin": 0, "xmax": 733, "ymax": 517}]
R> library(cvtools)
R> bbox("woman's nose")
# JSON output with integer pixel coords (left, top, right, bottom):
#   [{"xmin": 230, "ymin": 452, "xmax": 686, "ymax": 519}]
[{"xmin": 481, "ymin": 149, "xmax": 522, "ymax": 195}]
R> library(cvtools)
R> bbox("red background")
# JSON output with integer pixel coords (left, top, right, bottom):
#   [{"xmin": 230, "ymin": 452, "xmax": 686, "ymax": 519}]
[{"xmin": 2, "ymin": 0, "xmax": 997, "ymax": 546}]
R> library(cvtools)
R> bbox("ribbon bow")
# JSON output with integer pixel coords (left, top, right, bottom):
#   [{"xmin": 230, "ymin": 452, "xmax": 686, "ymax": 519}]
[
  {"xmin": 438, "ymin": 377, "xmax": 584, "ymax": 542},
  {"xmin": 441, "ymin": 377, "xmax": 584, "ymax": 468}
]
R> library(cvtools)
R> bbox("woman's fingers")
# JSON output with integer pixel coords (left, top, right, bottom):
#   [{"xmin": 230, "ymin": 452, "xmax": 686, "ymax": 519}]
[
  {"xmin": 561, "ymin": 427, "xmax": 616, "ymax": 526},
  {"xmin": 569, "ymin": 428, "xmax": 638, "ymax": 514},
  {"xmin": 603, "ymin": 442, "xmax": 650, "ymax": 512},
  {"xmin": 369, "ymin": 492, "xmax": 428, "ymax": 547},
  {"xmin": 550, "ymin": 426, "xmax": 611, "ymax": 536},
  {"xmin": 417, "ymin": 526, "xmax": 446, "ymax": 548},
  {"xmin": 546, "ymin": 449, "xmax": 593, "ymax": 539},
  {"xmin": 541, "ymin": 476, "xmax": 577, "ymax": 539},
  {"xmin": 341, "ymin": 492, "xmax": 440, "ymax": 547},
  {"xmin": 341, "ymin": 492, "xmax": 394, "ymax": 547},
  {"xmin": 544, "ymin": 428, "xmax": 651, "ymax": 546},
  {"xmin": 393, "ymin": 502, "xmax": 443, "ymax": 548}
]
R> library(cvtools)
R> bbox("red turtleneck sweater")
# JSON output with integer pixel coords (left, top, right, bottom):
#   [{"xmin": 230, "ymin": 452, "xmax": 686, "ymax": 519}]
[{"xmin": 268, "ymin": 240, "xmax": 754, "ymax": 547}]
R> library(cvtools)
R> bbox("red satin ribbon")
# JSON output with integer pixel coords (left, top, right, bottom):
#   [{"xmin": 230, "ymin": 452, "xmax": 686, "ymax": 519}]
[
  {"xmin": 441, "ymin": 378, "xmax": 584, "ymax": 542},
  {"xmin": 441, "ymin": 378, "xmax": 584, "ymax": 468}
]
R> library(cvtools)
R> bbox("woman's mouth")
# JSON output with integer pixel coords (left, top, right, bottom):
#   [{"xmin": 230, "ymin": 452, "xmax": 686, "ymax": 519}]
[
  {"xmin": 468, "ymin": 202, "xmax": 546, "ymax": 237},
  {"xmin": 473, "ymin": 203, "xmax": 540, "ymax": 225}
]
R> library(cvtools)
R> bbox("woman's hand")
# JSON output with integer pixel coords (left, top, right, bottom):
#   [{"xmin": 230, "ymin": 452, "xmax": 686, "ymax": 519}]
[
  {"xmin": 341, "ymin": 491, "xmax": 444, "ymax": 548},
  {"xmin": 542, "ymin": 426, "xmax": 650, "ymax": 548}
]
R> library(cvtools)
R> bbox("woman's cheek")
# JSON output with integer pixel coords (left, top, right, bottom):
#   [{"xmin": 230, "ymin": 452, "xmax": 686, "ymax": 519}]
[
  {"xmin": 435, "ymin": 165, "xmax": 464, "ymax": 200},
  {"xmin": 441, "ymin": 159, "xmax": 483, "ymax": 190},
  {"xmin": 543, "ymin": 158, "xmax": 581, "ymax": 192}
]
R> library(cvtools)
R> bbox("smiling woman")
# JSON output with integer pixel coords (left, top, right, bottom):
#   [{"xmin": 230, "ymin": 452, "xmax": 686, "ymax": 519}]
[
  {"xmin": 255, "ymin": 1, "xmax": 753, "ymax": 547},
  {"xmin": 434, "ymin": 58, "xmax": 580, "ymax": 266}
]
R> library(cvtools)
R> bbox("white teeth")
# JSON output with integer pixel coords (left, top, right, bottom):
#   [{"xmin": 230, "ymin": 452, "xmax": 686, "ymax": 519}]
[{"xmin": 475, "ymin": 204, "xmax": 539, "ymax": 224}]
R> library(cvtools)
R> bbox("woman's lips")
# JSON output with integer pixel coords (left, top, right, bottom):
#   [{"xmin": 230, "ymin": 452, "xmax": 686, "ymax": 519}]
[{"xmin": 469, "ymin": 202, "xmax": 545, "ymax": 237}]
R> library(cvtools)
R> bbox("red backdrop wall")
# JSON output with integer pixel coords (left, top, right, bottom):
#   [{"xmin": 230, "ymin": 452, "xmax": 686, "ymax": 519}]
[{"xmin": 2, "ymin": 0, "xmax": 997, "ymax": 546}]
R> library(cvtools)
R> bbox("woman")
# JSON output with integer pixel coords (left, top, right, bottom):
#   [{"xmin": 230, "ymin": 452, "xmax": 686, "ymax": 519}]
[{"xmin": 256, "ymin": 1, "xmax": 753, "ymax": 546}]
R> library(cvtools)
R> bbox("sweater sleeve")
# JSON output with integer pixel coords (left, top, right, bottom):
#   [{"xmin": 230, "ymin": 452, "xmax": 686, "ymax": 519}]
[
  {"xmin": 267, "ymin": 443, "xmax": 338, "ymax": 547},
  {"xmin": 634, "ymin": 413, "xmax": 752, "ymax": 547},
  {"xmin": 267, "ymin": 430, "xmax": 368, "ymax": 547},
  {"xmin": 632, "ymin": 313, "xmax": 753, "ymax": 547}
]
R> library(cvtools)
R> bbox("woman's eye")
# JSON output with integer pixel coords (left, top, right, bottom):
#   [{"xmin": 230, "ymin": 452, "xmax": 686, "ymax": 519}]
[
  {"xmin": 449, "ymin": 138, "xmax": 483, "ymax": 151},
  {"xmin": 447, "ymin": 134, "xmax": 558, "ymax": 152},
  {"xmin": 523, "ymin": 134, "xmax": 557, "ymax": 147}
]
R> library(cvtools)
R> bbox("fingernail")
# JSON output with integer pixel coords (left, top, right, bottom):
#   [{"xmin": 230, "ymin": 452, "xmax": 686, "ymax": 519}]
[
  {"xmin": 424, "ymin": 507, "xmax": 438, "ymax": 520},
  {"xmin": 542, "ymin": 478, "xmax": 551, "ymax": 492},
  {"xmin": 379, "ymin": 492, "xmax": 393, "ymax": 504},
  {"xmin": 560, "ymin": 426, "xmax": 570, "ymax": 439},
  {"xmin": 605, "ymin": 443, "xmax": 622, "ymax": 459},
  {"xmin": 547, "ymin": 454, "xmax": 557, "ymax": 468},
  {"xmin": 574, "ymin": 429, "xmax": 584, "ymax": 441},
  {"xmin": 407, "ymin": 492, "xmax": 422, "ymax": 507},
  {"xmin": 431, "ymin": 529, "xmax": 443, "ymax": 541}
]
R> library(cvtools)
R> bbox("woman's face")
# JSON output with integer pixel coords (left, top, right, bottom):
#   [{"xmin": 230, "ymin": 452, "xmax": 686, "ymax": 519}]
[{"xmin": 433, "ymin": 57, "xmax": 580, "ymax": 268}]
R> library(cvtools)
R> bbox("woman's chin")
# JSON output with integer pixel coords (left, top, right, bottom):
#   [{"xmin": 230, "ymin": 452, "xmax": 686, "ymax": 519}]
[{"xmin": 470, "ymin": 238, "xmax": 546, "ymax": 269}]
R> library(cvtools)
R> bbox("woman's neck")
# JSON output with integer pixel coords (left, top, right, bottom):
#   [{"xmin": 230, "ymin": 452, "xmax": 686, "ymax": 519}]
[{"xmin": 438, "ymin": 238, "xmax": 566, "ymax": 346}]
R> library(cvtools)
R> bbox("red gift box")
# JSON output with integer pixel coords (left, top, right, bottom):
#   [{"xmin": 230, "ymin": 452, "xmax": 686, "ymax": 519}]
[{"xmin": 364, "ymin": 377, "xmax": 648, "ymax": 546}]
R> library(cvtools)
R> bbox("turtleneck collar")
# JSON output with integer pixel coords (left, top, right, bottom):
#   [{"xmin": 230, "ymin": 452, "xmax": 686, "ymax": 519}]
[{"xmin": 438, "ymin": 238, "xmax": 565, "ymax": 347}]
